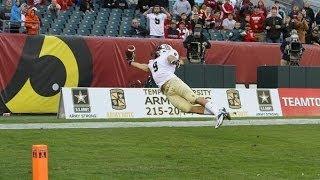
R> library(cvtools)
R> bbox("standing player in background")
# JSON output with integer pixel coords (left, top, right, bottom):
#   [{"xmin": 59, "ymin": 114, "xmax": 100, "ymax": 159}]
[
  {"xmin": 143, "ymin": 5, "xmax": 171, "ymax": 38},
  {"xmin": 125, "ymin": 44, "xmax": 231, "ymax": 128}
]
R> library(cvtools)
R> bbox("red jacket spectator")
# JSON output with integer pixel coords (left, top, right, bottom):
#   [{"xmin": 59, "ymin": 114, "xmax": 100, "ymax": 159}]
[
  {"xmin": 221, "ymin": 0, "xmax": 234, "ymax": 18},
  {"xmin": 244, "ymin": 26, "xmax": 256, "ymax": 42},
  {"xmin": 250, "ymin": 7, "xmax": 265, "ymax": 33},
  {"xmin": 57, "ymin": 0, "xmax": 69, "ymax": 10},
  {"xmin": 25, "ymin": 7, "xmax": 40, "ymax": 35}
]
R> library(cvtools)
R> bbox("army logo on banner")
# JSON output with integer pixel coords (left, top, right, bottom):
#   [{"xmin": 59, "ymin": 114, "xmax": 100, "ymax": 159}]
[
  {"xmin": 0, "ymin": 36, "xmax": 93, "ymax": 113},
  {"xmin": 226, "ymin": 89, "xmax": 241, "ymax": 109},
  {"xmin": 257, "ymin": 90, "xmax": 273, "ymax": 111},
  {"xmin": 110, "ymin": 89, "xmax": 126, "ymax": 110},
  {"xmin": 72, "ymin": 88, "xmax": 91, "ymax": 113}
]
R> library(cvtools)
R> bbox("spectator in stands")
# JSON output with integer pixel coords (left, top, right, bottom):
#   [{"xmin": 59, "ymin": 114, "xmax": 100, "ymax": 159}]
[
  {"xmin": 127, "ymin": 0, "xmax": 138, "ymax": 9},
  {"xmin": 144, "ymin": 5, "xmax": 171, "ymax": 38},
  {"xmin": 239, "ymin": 0, "xmax": 253, "ymax": 17},
  {"xmin": 250, "ymin": 5, "xmax": 265, "ymax": 42},
  {"xmin": 137, "ymin": 0, "xmax": 152, "ymax": 13},
  {"xmin": 80, "ymin": 0, "xmax": 94, "ymax": 13},
  {"xmin": 25, "ymin": 7, "xmax": 40, "ymax": 35},
  {"xmin": 257, "ymin": 0, "xmax": 267, "ymax": 17},
  {"xmin": 102, "ymin": 0, "xmax": 116, "ymax": 8},
  {"xmin": 304, "ymin": 1, "xmax": 314, "ymax": 24},
  {"xmin": 240, "ymin": 13, "xmax": 250, "ymax": 29},
  {"xmin": 221, "ymin": 0, "xmax": 234, "ymax": 18},
  {"xmin": 178, "ymin": 12, "xmax": 192, "ymax": 30},
  {"xmin": 198, "ymin": 3, "xmax": 207, "ymax": 20},
  {"xmin": 191, "ymin": 5, "xmax": 199, "ymax": 16},
  {"xmin": 177, "ymin": 21, "xmax": 191, "ymax": 39},
  {"xmin": 228, "ymin": 22, "xmax": 246, "ymax": 41},
  {"xmin": 115, "ymin": 0, "xmax": 128, "ymax": 9},
  {"xmin": 0, "ymin": 0, "xmax": 12, "ymax": 31},
  {"xmin": 57, "ymin": 0, "xmax": 69, "ymax": 11},
  {"xmin": 265, "ymin": 7, "xmax": 283, "ymax": 43},
  {"xmin": 222, "ymin": 13, "xmax": 236, "ymax": 30},
  {"xmin": 165, "ymin": 20, "xmax": 180, "ymax": 39},
  {"xmin": 10, "ymin": 0, "xmax": 21, "ymax": 33},
  {"xmin": 129, "ymin": 18, "xmax": 148, "ymax": 37},
  {"xmin": 273, "ymin": 1, "xmax": 285, "ymax": 20},
  {"xmin": 48, "ymin": 0, "xmax": 61, "ymax": 17},
  {"xmin": 301, "ymin": 8, "xmax": 312, "ymax": 33},
  {"xmin": 243, "ymin": 23, "xmax": 256, "ymax": 42},
  {"xmin": 213, "ymin": 10, "xmax": 223, "ymax": 29},
  {"xmin": 291, "ymin": 0, "xmax": 304, "ymax": 10},
  {"xmin": 289, "ymin": 5, "xmax": 300, "ymax": 19},
  {"xmin": 205, "ymin": 0, "xmax": 217, "ymax": 11},
  {"xmin": 20, "ymin": 3, "xmax": 28, "ymax": 32},
  {"xmin": 316, "ymin": 10, "xmax": 320, "ymax": 26},
  {"xmin": 190, "ymin": 12, "xmax": 204, "ymax": 30},
  {"xmin": 203, "ymin": 7, "xmax": 215, "ymax": 30},
  {"xmin": 292, "ymin": 11, "xmax": 309, "ymax": 43},
  {"xmin": 282, "ymin": 16, "xmax": 294, "ymax": 39},
  {"xmin": 306, "ymin": 27, "xmax": 320, "ymax": 45},
  {"xmin": 173, "ymin": 0, "xmax": 191, "ymax": 20}
]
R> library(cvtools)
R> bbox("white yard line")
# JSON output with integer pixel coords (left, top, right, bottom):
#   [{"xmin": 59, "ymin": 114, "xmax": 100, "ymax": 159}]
[{"xmin": 0, "ymin": 119, "xmax": 320, "ymax": 130}]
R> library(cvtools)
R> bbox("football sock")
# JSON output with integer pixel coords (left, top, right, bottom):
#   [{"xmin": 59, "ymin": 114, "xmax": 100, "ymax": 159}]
[{"xmin": 205, "ymin": 101, "xmax": 219, "ymax": 116}]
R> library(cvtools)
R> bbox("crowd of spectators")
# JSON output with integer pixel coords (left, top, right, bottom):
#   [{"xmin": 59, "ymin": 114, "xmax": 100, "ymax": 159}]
[
  {"xmin": 129, "ymin": 0, "xmax": 320, "ymax": 45},
  {"xmin": 0, "ymin": 0, "xmax": 319, "ymax": 45}
]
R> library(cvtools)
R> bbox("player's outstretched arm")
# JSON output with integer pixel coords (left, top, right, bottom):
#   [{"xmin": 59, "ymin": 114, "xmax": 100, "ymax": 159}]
[{"xmin": 130, "ymin": 62, "xmax": 150, "ymax": 72}]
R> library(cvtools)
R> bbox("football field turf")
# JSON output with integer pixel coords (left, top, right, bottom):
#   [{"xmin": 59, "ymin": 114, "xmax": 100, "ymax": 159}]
[{"xmin": 0, "ymin": 123, "xmax": 319, "ymax": 179}]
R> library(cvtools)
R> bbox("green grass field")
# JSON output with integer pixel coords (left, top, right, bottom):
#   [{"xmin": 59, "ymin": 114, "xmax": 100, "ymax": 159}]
[{"xmin": 1, "ymin": 124, "xmax": 320, "ymax": 179}]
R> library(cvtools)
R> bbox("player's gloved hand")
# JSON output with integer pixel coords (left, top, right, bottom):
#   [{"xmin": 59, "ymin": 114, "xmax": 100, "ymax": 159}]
[
  {"xmin": 125, "ymin": 45, "xmax": 136, "ymax": 65},
  {"xmin": 171, "ymin": 60, "xmax": 181, "ymax": 68}
]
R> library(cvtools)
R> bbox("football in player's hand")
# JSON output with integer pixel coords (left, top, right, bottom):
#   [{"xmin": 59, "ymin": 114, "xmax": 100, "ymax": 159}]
[{"xmin": 125, "ymin": 45, "xmax": 136, "ymax": 62}]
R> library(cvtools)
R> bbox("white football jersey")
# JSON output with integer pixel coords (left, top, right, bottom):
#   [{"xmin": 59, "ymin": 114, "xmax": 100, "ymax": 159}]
[
  {"xmin": 146, "ymin": 13, "xmax": 167, "ymax": 37},
  {"xmin": 148, "ymin": 49, "xmax": 180, "ymax": 87}
]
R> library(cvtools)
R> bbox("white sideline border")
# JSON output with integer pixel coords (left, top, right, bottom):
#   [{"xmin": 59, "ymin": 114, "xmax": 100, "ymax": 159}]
[{"xmin": 0, "ymin": 119, "xmax": 320, "ymax": 130}]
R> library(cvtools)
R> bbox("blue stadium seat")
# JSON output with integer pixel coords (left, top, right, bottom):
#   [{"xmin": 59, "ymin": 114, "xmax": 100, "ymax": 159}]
[
  {"xmin": 77, "ymin": 29, "xmax": 90, "ymax": 36},
  {"xmin": 63, "ymin": 28, "xmax": 76, "ymax": 35},
  {"xmin": 209, "ymin": 30, "xmax": 224, "ymax": 41},
  {"xmin": 48, "ymin": 28, "xmax": 62, "ymax": 35},
  {"xmin": 105, "ymin": 29, "xmax": 118, "ymax": 36},
  {"xmin": 91, "ymin": 28, "xmax": 105, "ymax": 36}
]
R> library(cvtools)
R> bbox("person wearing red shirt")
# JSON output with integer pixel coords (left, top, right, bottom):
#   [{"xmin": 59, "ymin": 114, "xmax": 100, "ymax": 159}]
[
  {"xmin": 221, "ymin": 0, "xmax": 234, "ymax": 19},
  {"xmin": 250, "ymin": 6, "xmax": 265, "ymax": 42},
  {"xmin": 243, "ymin": 24, "xmax": 256, "ymax": 42}
]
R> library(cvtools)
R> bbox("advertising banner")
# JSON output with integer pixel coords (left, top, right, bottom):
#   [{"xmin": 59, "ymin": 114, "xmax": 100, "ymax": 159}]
[
  {"xmin": 59, "ymin": 87, "xmax": 282, "ymax": 119},
  {"xmin": 279, "ymin": 88, "xmax": 320, "ymax": 117},
  {"xmin": 212, "ymin": 89, "xmax": 282, "ymax": 117}
]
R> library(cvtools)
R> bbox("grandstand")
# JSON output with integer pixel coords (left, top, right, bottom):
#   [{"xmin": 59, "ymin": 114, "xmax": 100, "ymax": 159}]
[{"xmin": 1, "ymin": 0, "xmax": 319, "ymax": 38}]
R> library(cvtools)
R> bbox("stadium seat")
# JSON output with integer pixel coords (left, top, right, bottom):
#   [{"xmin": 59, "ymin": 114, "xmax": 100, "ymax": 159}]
[
  {"xmin": 118, "ymin": 29, "xmax": 130, "ymax": 37},
  {"xmin": 93, "ymin": 24, "xmax": 105, "ymax": 30},
  {"xmin": 40, "ymin": 27, "xmax": 48, "ymax": 34},
  {"xmin": 48, "ymin": 28, "xmax": 62, "ymax": 35},
  {"xmin": 96, "ymin": 20, "xmax": 108, "ymax": 26},
  {"xmin": 209, "ymin": 30, "xmax": 224, "ymax": 41},
  {"xmin": 51, "ymin": 23, "xmax": 65, "ymax": 29},
  {"xmin": 77, "ymin": 29, "xmax": 90, "ymax": 36},
  {"xmin": 79, "ymin": 23, "xmax": 92, "ymax": 30},
  {"xmin": 63, "ymin": 28, "xmax": 76, "ymax": 35},
  {"xmin": 111, "ymin": 8, "xmax": 122, "ymax": 13},
  {"xmin": 105, "ymin": 29, "xmax": 118, "ymax": 36},
  {"xmin": 202, "ymin": 29, "xmax": 210, "ymax": 40},
  {"xmin": 100, "ymin": 8, "xmax": 111, "ymax": 14},
  {"xmin": 91, "ymin": 28, "xmax": 105, "ymax": 36},
  {"xmin": 65, "ymin": 23, "xmax": 78, "ymax": 29}
]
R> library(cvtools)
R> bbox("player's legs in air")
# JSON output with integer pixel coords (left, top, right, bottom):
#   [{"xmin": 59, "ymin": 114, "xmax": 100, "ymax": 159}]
[{"xmin": 162, "ymin": 77, "xmax": 230, "ymax": 128}]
